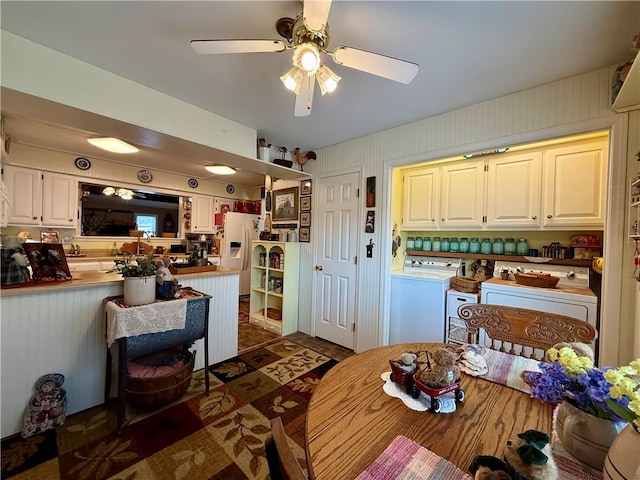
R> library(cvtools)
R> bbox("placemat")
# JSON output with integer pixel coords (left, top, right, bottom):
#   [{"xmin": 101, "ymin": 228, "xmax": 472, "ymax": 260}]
[{"xmin": 355, "ymin": 435, "xmax": 472, "ymax": 480}]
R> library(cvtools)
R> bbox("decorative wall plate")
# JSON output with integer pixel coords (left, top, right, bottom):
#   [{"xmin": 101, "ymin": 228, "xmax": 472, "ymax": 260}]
[
  {"xmin": 188, "ymin": 178, "xmax": 199, "ymax": 188},
  {"xmin": 226, "ymin": 184, "xmax": 235, "ymax": 194},
  {"xmin": 137, "ymin": 169, "xmax": 153, "ymax": 183},
  {"xmin": 74, "ymin": 157, "xmax": 91, "ymax": 170}
]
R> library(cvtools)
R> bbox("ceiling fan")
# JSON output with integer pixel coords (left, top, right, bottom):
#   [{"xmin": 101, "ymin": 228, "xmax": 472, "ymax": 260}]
[{"xmin": 190, "ymin": 0, "xmax": 419, "ymax": 116}]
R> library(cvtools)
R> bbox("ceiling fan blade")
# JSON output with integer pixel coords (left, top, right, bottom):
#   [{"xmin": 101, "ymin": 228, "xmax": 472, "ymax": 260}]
[
  {"xmin": 294, "ymin": 76, "xmax": 315, "ymax": 117},
  {"xmin": 332, "ymin": 46, "xmax": 419, "ymax": 84},
  {"xmin": 190, "ymin": 39, "xmax": 287, "ymax": 55},
  {"xmin": 303, "ymin": 0, "xmax": 332, "ymax": 32}
]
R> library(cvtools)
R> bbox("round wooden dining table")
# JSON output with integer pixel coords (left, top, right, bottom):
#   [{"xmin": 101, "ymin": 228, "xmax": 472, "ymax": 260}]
[{"xmin": 305, "ymin": 343, "xmax": 554, "ymax": 480}]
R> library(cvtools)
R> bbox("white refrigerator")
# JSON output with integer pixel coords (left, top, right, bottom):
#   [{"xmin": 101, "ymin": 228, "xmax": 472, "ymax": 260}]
[{"xmin": 220, "ymin": 212, "xmax": 261, "ymax": 295}]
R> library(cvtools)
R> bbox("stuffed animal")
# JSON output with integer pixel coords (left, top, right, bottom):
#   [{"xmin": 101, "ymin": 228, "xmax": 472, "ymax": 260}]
[
  {"xmin": 1, "ymin": 235, "xmax": 31, "ymax": 285},
  {"xmin": 399, "ymin": 352, "xmax": 418, "ymax": 372},
  {"xmin": 416, "ymin": 347, "xmax": 460, "ymax": 388},
  {"xmin": 469, "ymin": 430, "xmax": 558, "ymax": 480}
]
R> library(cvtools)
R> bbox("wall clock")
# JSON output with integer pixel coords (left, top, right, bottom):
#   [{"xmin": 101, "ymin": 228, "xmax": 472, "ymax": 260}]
[
  {"xmin": 137, "ymin": 169, "xmax": 153, "ymax": 183},
  {"xmin": 74, "ymin": 157, "xmax": 91, "ymax": 170},
  {"xmin": 226, "ymin": 184, "xmax": 235, "ymax": 194},
  {"xmin": 188, "ymin": 178, "xmax": 199, "ymax": 188}
]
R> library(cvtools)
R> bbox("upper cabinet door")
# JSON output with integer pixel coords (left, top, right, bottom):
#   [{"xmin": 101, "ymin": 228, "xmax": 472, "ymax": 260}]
[
  {"xmin": 5, "ymin": 166, "xmax": 42, "ymax": 226},
  {"xmin": 542, "ymin": 139, "xmax": 607, "ymax": 228},
  {"xmin": 439, "ymin": 160, "xmax": 484, "ymax": 228},
  {"xmin": 192, "ymin": 194, "xmax": 215, "ymax": 233},
  {"xmin": 402, "ymin": 166, "xmax": 439, "ymax": 229},
  {"xmin": 42, "ymin": 172, "xmax": 78, "ymax": 227},
  {"xmin": 485, "ymin": 152, "xmax": 542, "ymax": 228}
]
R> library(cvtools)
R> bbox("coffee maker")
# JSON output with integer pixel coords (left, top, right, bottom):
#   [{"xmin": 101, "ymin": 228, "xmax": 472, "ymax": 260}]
[{"xmin": 185, "ymin": 233, "xmax": 213, "ymax": 266}]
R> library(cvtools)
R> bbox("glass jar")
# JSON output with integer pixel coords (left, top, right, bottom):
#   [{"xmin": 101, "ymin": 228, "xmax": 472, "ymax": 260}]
[
  {"xmin": 441, "ymin": 237, "xmax": 450, "ymax": 252},
  {"xmin": 504, "ymin": 238, "xmax": 516, "ymax": 256},
  {"xmin": 414, "ymin": 236, "xmax": 423, "ymax": 250},
  {"xmin": 449, "ymin": 237, "xmax": 460, "ymax": 252},
  {"xmin": 480, "ymin": 238, "xmax": 492, "ymax": 255},
  {"xmin": 492, "ymin": 238, "xmax": 504, "ymax": 255},
  {"xmin": 406, "ymin": 236, "xmax": 415, "ymax": 250},
  {"xmin": 459, "ymin": 237, "xmax": 470, "ymax": 253},
  {"xmin": 517, "ymin": 238, "xmax": 530, "ymax": 255},
  {"xmin": 432, "ymin": 236, "xmax": 441, "ymax": 252},
  {"xmin": 422, "ymin": 237, "xmax": 431, "ymax": 251},
  {"xmin": 469, "ymin": 237, "xmax": 480, "ymax": 254}
]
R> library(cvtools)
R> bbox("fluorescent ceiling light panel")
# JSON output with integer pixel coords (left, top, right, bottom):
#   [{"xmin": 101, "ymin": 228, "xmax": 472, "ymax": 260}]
[
  {"xmin": 88, "ymin": 137, "xmax": 139, "ymax": 154},
  {"xmin": 205, "ymin": 165, "xmax": 236, "ymax": 175}
]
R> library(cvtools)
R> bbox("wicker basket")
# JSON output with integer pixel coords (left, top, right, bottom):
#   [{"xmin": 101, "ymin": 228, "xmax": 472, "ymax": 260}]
[
  {"xmin": 126, "ymin": 350, "xmax": 195, "ymax": 411},
  {"xmin": 449, "ymin": 268, "xmax": 480, "ymax": 293},
  {"xmin": 514, "ymin": 272, "xmax": 559, "ymax": 288}
]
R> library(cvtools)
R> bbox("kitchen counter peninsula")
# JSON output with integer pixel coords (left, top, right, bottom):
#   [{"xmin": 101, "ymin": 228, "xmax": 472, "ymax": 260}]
[{"xmin": 0, "ymin": 267, "xmax": 240, "ymax": 438}]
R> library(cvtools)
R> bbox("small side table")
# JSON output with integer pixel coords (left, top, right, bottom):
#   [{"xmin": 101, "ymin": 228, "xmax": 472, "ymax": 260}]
[{"xmin": 104, "ymin": 288, "xmax": 211, "ymax": 433}]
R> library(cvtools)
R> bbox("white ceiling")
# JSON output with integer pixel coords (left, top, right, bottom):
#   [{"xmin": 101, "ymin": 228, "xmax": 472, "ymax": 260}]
[{"xmin": 1, "ymin": 1, "xmax": 638, "ymax": 187}]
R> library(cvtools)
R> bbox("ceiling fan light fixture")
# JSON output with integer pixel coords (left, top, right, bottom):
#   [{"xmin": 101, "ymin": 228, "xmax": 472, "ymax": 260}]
[
  {"xmin": 102, "ymin": 186, "xmax": 116, "ymax": 196},
  {"xmin": 205, "ymin": 165, "xmax": 236, "ymax": 175},
  {"xmin": 280, "ymin": 66, "xmax": 305, "ymax": 94},
  {"xmin": 293, "ymin": 42, "xmax": 320, "ymax": 74},
  {"xmin": 117, "ymin": 188, "xmax": 134, "ymax": 200},
  {"xmin": 316, "ymin": 64, "xmax": 341, "ymax": 95},
  {"xmin": 87, "ymin": 137, "xmax": 139, "ymax": 154}
]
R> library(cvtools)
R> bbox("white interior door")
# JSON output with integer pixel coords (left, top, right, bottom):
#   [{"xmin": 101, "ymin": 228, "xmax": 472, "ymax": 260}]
[{"xmin": 313, "ymin": 172, "xmax": 359, "ymax": 349}]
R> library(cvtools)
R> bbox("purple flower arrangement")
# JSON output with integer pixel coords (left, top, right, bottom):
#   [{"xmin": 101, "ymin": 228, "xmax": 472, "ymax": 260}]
[{"xmin": 524, "ymin": 347, "xmax": 629, "ymax": 422}]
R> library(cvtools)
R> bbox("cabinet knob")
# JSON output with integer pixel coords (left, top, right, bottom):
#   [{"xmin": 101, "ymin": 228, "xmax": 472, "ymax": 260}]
[
  {"xmin": 532, "ymin": 216, "xmax": 537, "ymax": 220},
  {"xmin": 69, "ymin": 219, "xmax": 73, "ymax": 222},
  {"xmin": 441, "ymin": 218, "xmax": 445, "ymax": 222},
  {"xmin": 431, "ymin": 218, "xmax": 435, "ymax": 222},
  {"xmin": 32, "ymin": 216, "xmax": 37, "ymax": 220},
  {"xmin": 547, "ymin": 214, "xmax": 552, "ymax": 219},
  {"xmin": 315, "ymin": 265, "xmax": 323, "ymax": 271}
]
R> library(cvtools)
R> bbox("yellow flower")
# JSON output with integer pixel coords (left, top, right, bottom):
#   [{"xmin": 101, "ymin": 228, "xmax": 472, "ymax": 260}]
[{"xmin": 555, "ymin": 347, "xmax": 592, "ymax": 375}]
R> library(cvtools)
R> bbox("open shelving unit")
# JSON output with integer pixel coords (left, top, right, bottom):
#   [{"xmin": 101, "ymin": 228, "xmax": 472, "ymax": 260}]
[{"xmin": 249, "ymin": 241, "xmax": 300, "ymax": 335}]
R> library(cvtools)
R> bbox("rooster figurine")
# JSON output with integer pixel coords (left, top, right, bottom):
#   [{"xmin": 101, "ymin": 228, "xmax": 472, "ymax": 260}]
[{"xmin": 294, "ymin": 148, "xmax": 317, "ymax": 171}]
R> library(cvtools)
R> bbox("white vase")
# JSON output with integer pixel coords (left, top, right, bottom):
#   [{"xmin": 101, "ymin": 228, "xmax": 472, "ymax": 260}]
[
  {"xmin": 557, "ymin": 400, "xmax": 626, "ymax": 470},
  {"xmin": 123, "ymin": 276, "xmax": 156, "ymax": 306},
  {"xmin": 602, "ymin": 424, "xmax": 640, "ymax": 480}
]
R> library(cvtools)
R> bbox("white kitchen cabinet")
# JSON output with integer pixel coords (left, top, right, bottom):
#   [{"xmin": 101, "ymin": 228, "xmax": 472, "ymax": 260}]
[
  {"xmin": 439, "ymin": 159, "xmax": 484, "ymax": 229},
  {"xmin": 542, "ymin": 139, "xmax": 607, "ymax": 228},
  {"xmin": 249, "ymin": 241, "xmax": 299, "ymax": 335},
  {"xmin": 4, "ymin": 166, "xmax": 78, "ymax": 228},
  {"xmin": 191, "ymin": 194, "xmax": 215, "ymax": 233},
  {"xmin": 402, "ymin": 165, "xmax": 439, "ymax": 229},
  {"xmin": 485, "ymin": 151, "xmax": 542, "ymax": 228}
]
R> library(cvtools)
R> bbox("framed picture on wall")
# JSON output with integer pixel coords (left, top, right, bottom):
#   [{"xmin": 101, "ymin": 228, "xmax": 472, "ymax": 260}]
[
  {"xmin": 299, "ymin": 228, "xmax": 310, "ymax": 242},
  {"xmin": 300, "ymin": 196, "xmax": 312, "ymax": 211},
  {"xmin": 301, "ymin": 179, "xmax": 312, "ymax": 195},
  {"xmin": 366, "ymin": 176, "xmax": 376, "ymax": 208},
  {"xmin": 365, "ymin": 211, "xmax": 375, "ymax": 233},
  {"xmin": 272, "ymin": 187, "xmax": 299, "ymax": 221},
  {"xmin": 300, "ymin": 212, "xmax": 311, "ymax": 227}
]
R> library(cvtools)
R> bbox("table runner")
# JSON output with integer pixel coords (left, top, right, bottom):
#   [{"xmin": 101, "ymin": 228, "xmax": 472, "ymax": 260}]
[
  {"xmin": 357, "ymin": 434, "xmax": 603, "ymax": 480},
  {"xmin": 106, "ymin": 298, "xmax": 188, "ymax": 346}
]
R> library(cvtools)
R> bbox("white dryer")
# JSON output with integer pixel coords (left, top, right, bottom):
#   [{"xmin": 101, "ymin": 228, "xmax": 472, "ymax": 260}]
[{"xmin": 481, "ymin": 260, "xmax": 599, "ymax": 360}]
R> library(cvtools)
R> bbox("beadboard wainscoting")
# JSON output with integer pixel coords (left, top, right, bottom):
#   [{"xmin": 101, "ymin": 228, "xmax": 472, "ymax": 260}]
[{"xmin": 0, "ymin": 272, "xmax": 239, "ymax": 438}]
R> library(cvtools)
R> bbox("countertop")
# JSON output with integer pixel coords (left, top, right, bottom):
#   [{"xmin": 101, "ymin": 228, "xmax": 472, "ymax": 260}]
[{"xmin": 0, "ymin": 266, "xmax": 239, "ymax": 297}]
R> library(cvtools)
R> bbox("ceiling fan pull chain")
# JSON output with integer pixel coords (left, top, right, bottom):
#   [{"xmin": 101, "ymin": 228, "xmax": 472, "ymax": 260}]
[{"xmin": 306, "ymin": 76, "xmax": 312, "ymax": 110}]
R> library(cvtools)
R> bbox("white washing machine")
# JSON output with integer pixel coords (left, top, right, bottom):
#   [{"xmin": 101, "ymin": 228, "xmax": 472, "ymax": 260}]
[
  {"xmin": 389, "ymin": 256, "xmax": 460, "ymax": 344},
  {"xmin": 481, "ymin": 260, "xmax": 599, "ymax": 359}
]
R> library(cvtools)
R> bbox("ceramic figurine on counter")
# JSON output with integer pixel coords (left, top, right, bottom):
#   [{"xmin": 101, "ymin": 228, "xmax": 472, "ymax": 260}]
[{"xmin": 1, "ymin": 235, "xmax": 31, "ymax": 285}]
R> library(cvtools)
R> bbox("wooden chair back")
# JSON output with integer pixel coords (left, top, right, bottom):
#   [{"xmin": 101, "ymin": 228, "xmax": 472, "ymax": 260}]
[
  {"xmin": 265, "ymin": 417, "xmax": 307, "ymax": 480},
  {"xmin": 457, "ymin": 304, "xmax": 597, "ymax": 360}
]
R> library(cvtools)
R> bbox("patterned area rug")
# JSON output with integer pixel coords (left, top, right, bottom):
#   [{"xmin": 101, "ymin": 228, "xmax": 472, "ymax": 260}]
[{"xmin": 1, "ymin": 338, "xmax": 338, "ymax": 480}]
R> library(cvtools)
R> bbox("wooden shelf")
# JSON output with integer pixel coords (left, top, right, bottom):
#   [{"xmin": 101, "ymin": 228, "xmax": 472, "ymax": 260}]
[{"xmin": 405, "ymin": 250, "xmax": 593, "ymax": 267}]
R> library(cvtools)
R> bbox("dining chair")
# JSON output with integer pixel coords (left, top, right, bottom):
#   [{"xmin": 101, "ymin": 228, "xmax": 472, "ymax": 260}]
[
  {"xmin": 265, "ymin": 416, "xmax": 308, "ymax": 480},
  {"xmin": 456, "ymin": 304, "xmax": 597, "ymax": 360}
]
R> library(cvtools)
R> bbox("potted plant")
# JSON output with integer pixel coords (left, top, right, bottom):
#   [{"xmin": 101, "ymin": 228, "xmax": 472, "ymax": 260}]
[
  {"xmin": 82, "ymin": 214, "xmax": 107, "ymax": 235},
  {"xmin": 114, "ymin": 254, "xmax": 158, "ymax": 305}
]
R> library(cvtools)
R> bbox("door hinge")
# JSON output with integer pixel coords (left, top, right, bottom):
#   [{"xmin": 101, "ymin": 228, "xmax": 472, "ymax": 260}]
[
  {"xmin": 357, "ymin": 188, "xmax": 360, "ymax": 198},
  {"xmin": 484, "ymin": 164, "xmax": 488, "ymax": 172},
  {"xmin": 483, "ymin": 215, "xmax": 487, "ymax": 223},
  {"xmin": 354, "ymin": 256, "xmax": 357, "ymax": 265},
  {"xmin": 352, "ymin": 324, "xmax": 356, "ymax": 332}
]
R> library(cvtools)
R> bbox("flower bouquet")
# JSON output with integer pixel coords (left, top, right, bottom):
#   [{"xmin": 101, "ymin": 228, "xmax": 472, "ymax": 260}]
[
  {"xmin": 524, "ymin": 347, "xmax": 629, "ymax": 421},
  {"xmin": 603, "ymin": 358, "xmax": 640, "ymax": 432}
]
